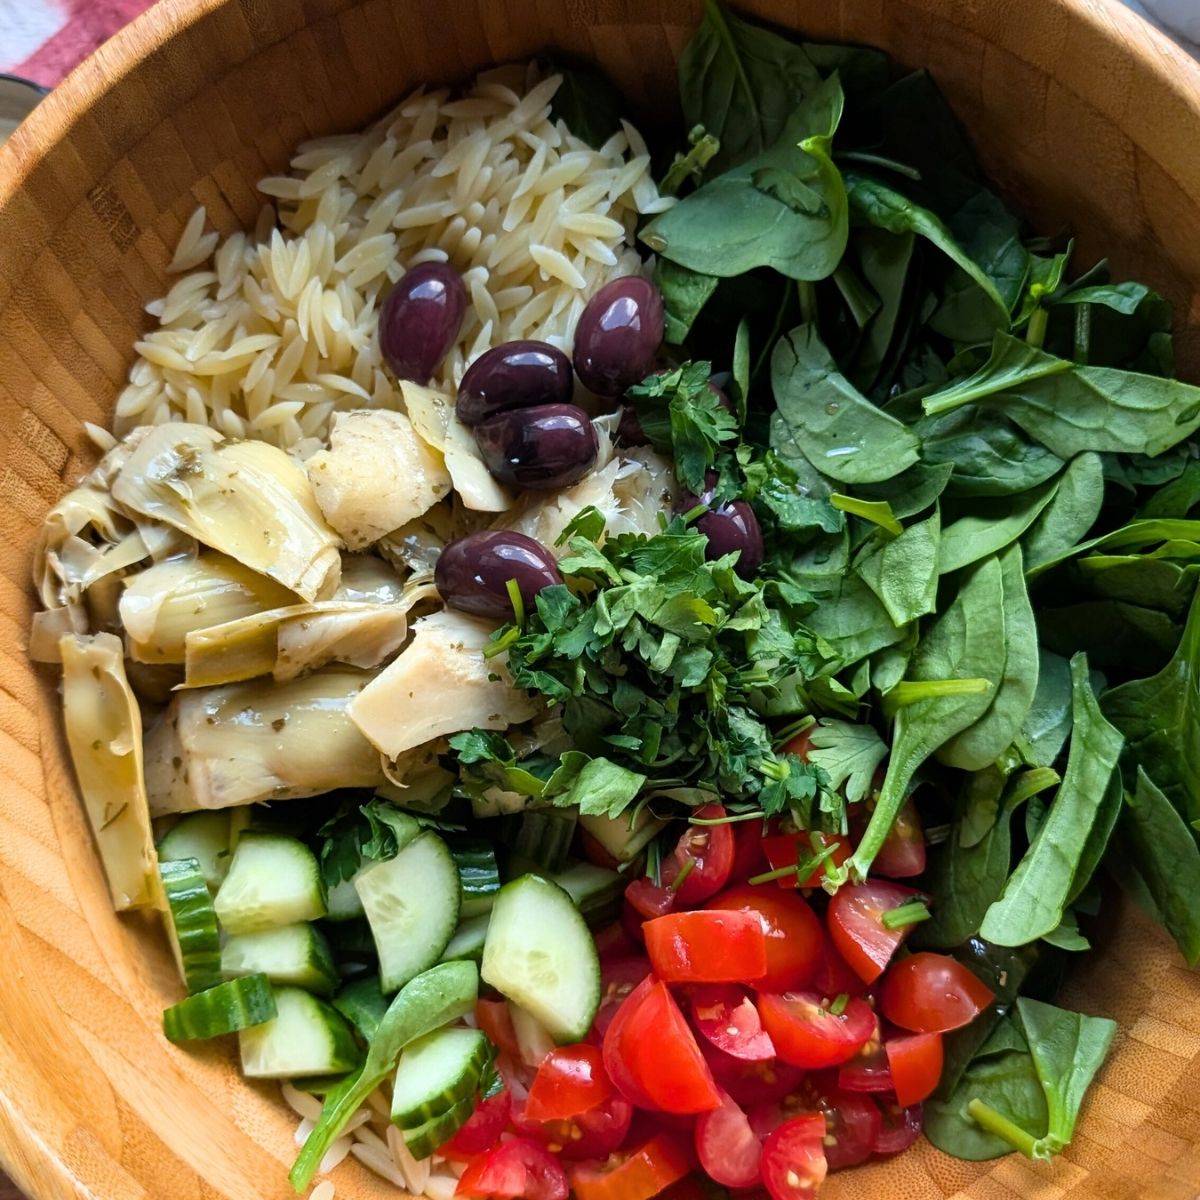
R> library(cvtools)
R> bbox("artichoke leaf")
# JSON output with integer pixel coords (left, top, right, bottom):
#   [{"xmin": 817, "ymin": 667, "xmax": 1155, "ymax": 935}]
[
  {"xmin": 111, "ymin": 424, "xmax": 341, "ymax": 601},
  {"xmin": 145, "ymin": 667, "xmax": 386, "ymax": 813},
  {"xmin": 59, "ymin": 632, "xmax": 161, "ymax": 911},
  {"xmin": 335, "ymin": 554, "xmax": 410, "ymax": 604}
]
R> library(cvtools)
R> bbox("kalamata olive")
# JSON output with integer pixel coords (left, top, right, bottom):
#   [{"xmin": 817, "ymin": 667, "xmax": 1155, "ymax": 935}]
[
  {"xmin": 474, "ymin": 403, "xmax": 599, "ymax": 491},
  {"xmin": 457, "ymin": 340, "xmax": 573, "ymax": 426},
  {"xmin": 379, "ymin": 262, "xmax": 466, "ymax": 383},
  {"xmin": 573, "ymin": 276, "xmax": 664, "ymax": 397},
  {"xmin": 435, "ymin": 530, "xmax": 563, "ymax": 620},
  {"xmin": 679, "ymin": 477, "xmax": 764, "ymax": 578}
]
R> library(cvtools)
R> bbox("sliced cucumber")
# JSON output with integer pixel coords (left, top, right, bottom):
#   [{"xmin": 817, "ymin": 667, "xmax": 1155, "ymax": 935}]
[
  {"xmin": 239, "ymin": 986, "xmax": 363, "ymax": 1079},
  {"xmin": 481, "ymin": 874, "xmax": 600, "ymax": 1043},
  {"xmin": 400, "ymin": 1094, "xmax": 474, "ymax": 1159},
  {"xmin": 325, "ymin": 874, "xmax": 366, "ymax": 923},
  {"xmin": 221, "ymin": 923, "xmax": 338, "ymax": 996},
  {"xmin": 157, "ymin": 811, "xmax": 231, "ymax": 889},
  {"xmin": 288, "ymin": 1074, "xmax": 350, "ymax": 1096},
  {"xmin": 355, "ymin": 833, "xmax": 461, "ymax": 992},
  {"xmin": 504, "ymin": 809, "xmax": 577, "ymax": 874},
  {"xmin": 449, "ymin": 839, "xmax": 501, "ymax": 919},
  {"xmin": 163, "ymin": 974, "xmax": 276, "ymax": 1043},
  {"xmin": 333, "ymin": 975, "xmax": 389, "ymax": 1042},
  {"xmin": 391, "ymin": 1026, "xmax": 491, "ymax": 1126},
  {"xmin": 579, "ymin": 809, "xmax": 665, "ymax": 863},
  {"xmin": 214, "ymin": 832, "xmax": 325, "ymax": 935},
  {"xmin": 159, "ymin": 857, "xmax": 223, "ymax": 994},
  {"xmin": 552, "ymin": 862, "xmax": 624, "ymax": 925},
  {"xmin": 439, "ymin": 913, "xmax": 490, "ymax": 965},
  {"xmin": 510, "ymin": 1002, "xmax": 555, "ymax": 1068}
]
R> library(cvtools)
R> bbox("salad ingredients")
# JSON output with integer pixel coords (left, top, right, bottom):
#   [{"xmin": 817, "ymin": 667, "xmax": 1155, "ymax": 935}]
[
  {"xmin": 457, "ymin": 341, "xmax": 575, "ymax": 426},
  {"xmin": 474, "ymin": 402, "xmax": 600, "ymax": 490},
  {"xmin": 378, "ymin": 262, "xmax": 467, "ymax": 384},
  {"xmin": 573, "ymin": 276, "xmax": 666, "ymax": 396}
]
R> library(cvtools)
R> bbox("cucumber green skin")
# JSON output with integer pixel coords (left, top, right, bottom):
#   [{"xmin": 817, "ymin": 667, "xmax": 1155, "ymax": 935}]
[
  {"xmin": 333, "ymin": 975, "xmax": 389, "ymax": 1042},
  {"xmin": 159, "ymin": 857, "xmax": 223, "ymax": 994},
  {"xmin": 157, "ymin": 812, "xmax": 231, "ymax": 889},
  {"xmin": 390, "ymin": 1028, "xmax": 491, "ymax": 1126},
  {"xmin": 399, "ymin": 1094, "xmax": 474, "ymax": 1159},
  {"xmin": 162, "ymin": 973, "xmax": 276, "ymax": 1043},
  {"xmin": 449, "ymin": 839, "xmax": 501, "ymax": 910},
  {"xmin": 239, "ymin": 987, "xmax": 363, "ymax": 1079},
  {"xmin": 220, "ymin": 924, "xmax": 339, "ymax": 996}
]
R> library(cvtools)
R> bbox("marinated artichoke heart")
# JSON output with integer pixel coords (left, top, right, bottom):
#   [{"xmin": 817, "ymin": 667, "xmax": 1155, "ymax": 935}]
[
  {"xmin": 111, "ymin": 423, "xmax": 341, "ymax": 601},
  {"xmin": 60, "ymin": 632, "xmax": 161, "ymax": 910},
  {"xmin": 145, "ymin": 667, "xmax": 386, "ymax": 813},
  {"xmin": 119, "ymin": 551, "xmax": 299, "ymax": 664},
  {"xmin": 350, "ymin": 609, "xmax": 539, "ymax": 759},
  {"xmin": 335, "ymin": 554, "xmax": 410, "ymax": 604},
  {"xmin": 305, "ymin": 409, "xmax": 453, "ymax": 550},
  {"xmin": 400, "ymin": 380, "xmax": 514, "ymax": 513}
]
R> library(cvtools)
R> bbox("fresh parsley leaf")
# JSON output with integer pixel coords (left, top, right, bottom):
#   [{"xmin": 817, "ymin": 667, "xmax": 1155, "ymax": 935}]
[
  {"xmin": 806, "ymin": 718, "xmax": 889, "ymax": 803},
  {"xmin": 314, "ymin": 795, "xmax": 424, "ymax": 887}
]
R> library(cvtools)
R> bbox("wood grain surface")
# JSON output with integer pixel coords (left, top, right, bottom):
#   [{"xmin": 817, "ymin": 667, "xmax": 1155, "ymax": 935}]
[{"xmin": 0, "ymin": 1, "xmax": 1199, "ymax": 1198}]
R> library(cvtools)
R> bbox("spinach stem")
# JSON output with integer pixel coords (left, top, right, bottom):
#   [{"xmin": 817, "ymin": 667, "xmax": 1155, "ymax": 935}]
[
  {"xmin": 966, "ymin": 1099, "xmax": 1040, "ymax": 1159},
  {"xmin": 836, "ymin": 150, "xmax": 922, "ymax": 180},
  {"xmin": 1026, "ymin": 304, "xmax": 1049, "ymax": 348},
  {"xmin": 886, "ymin": 677, "xmax": 992, "ymax": 709},
  {"xmin": 797, "ymin": 280, "xmax": 818, "ymax": 325}
]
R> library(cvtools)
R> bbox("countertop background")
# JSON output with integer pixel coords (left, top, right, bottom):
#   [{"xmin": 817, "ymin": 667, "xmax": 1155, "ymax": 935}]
[{"xmin": 0, "ymin": 0, "xmax": 1196, "ymax": 1197}]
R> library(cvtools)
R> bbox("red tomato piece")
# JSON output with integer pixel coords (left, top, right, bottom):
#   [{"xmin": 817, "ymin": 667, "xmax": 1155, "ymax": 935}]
[
  {"xmin": 827, "ymin": 880, "xmax": 925, "ymax": 983},
  {"xmin": 592, "ymin": 956, "xmax": 652, "ymax": 1042},
  {"xmin": 879, "ymin": 953, "xmax": 995, "ymax": 1033},
  {"xmin": 811, "ymin": 933, "xmax": 868, "ymax": 999},
  {"xmin": 595, "ymin": 921, "xmax": 640, "ymax": 962},
  {"xmin": 780, "ymin": 729, "xmax": 816, "ymax": 759},
  {"xmin": 729, "ymin": 817, "xmax": 770, "ymax": 882},
  {"xmin": 689, "ymin": 984, "xmax": 775, "ymax": 1062},
  {"xmin": 700, "ymin": 1040, "xmax": 805, "ymax": 1107},
  {"xmin": 886, "ymin": 1032, "xmax": 943, "ymax": 1107},
  {"xmin": 582, "ymin": 829, "xmax": 622, "ymax": 870},
  {"xmin": 626, "ymin": 878, "xmax": 676, "ymax": 921},
  {"xmin": 834, "ymin": 1012, "xmax": 890, "ymax": 1093},
  {"xmin": 475, "ymin": 999, "xmax": 521, "ymax": 1060},
  {"xmin": 621, "ymin": 901, "xmax": 648, "ymax": 947},
  {"xmin": 662, "ymin": 805, "xmax": 735, "ymax": 905},
  {"xmin": 705, "ymin": 887, "xmax": 822, "ymax": 992},
  {"xmin": 758, "ymin": 992, "xmax": 876, "ymax": 1069},
  {"xmin": 644, "ymin": 910, "xmax": 767, "ymax": 984},
  {"xmin": 815, "ymin": 1089, "xmax": 882, "ymax": 1172},
  {"xmin": 526, "ymin": 1044, "xmax": 614, "ymax": 1122},
  {"xmin": 455, "ymin": 1137, "xmax": 568, "ymax": 1200},
  {"xmin": 869, "ymin": 798, "xmax": 927, "ymax": 879},
  {"xmin": 872, "ymin": 1099, "xmax": 924, "ymax": 1155},
  {"xmin": 694, "ymin": 1091, "xmax": 762, "ymax": 1189},
  {"xmin": 605, "ymin": 977, "xmax": 721, "ymax": 1114},
  {"xmin": 438, "ymin": 1089, "xmax": 512, "ymax": 1161},
  {"xmin": 515, "ymin": 1092, "xmax": 634, "ymax": 1161},
  {"xmin": 760, "ymin": 1115, "xmax": 827, "ymax": 1200},
  {"xmin": 761, "ymin": 833, "xmax": 853, "ymax": 890},
  {"xmin": 570, "ymin": 1134, "xmax": 691, "ymax": 1200}
]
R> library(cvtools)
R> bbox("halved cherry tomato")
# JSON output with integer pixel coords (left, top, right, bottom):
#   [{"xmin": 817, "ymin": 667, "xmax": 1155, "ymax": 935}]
[
  {"xmin": 689, "ymin": 984, "xmax": 775, "ymax": 1062},
  {"xmin": 581, "ymin": 829, "xmax": 622, "ymax": 870},
  {"xmin": 758, "ymin": 991, "xmax": 876, "ymax": 1069},
  {"xmin": 622, "ymin": 901, "xmax": 649, "ymax": 946},
  {"xmin": 835, "ymin": 1012, "xmax": 890, "ymax": 1093},
  {"xmin": 826, "ymin": 880, "xmax": 925, "ymax": 983},
  {"xmin": 606, "ymin": 977, "xmax": 721, "ymax": 1114},
  {"xmin": 526, "ymin": 1044, "xmax": 614, "ymax": 1122},
  {"xmin": 811, "ymin": 933, "xmax": 868, "ymax": 998},
  {"xmin": 760, "ymin": 1114, "xmax": 827, "ymax": 1200},
  {"xmin": 761, "ymin": 832, "xmax": 853, "ymax": 889},
  {"xmin": 515, "ymin": 1092, "xmax": 634, "ymax": 1160},
  {"xmin": 872, "ymin": 1099, "xmax": 923, "ymax": 1155},
  {"xmin": 455, "ymin": 1136, "xmax": 568, "ymax": 1200},
  {"xmin": 626, "ymin": 878, "xmax": 676, "ymax": 921},
  {"xmin": 700, "ymin": 1040, "xmax": 805, "ymax": 1106},
  {"xmin": 439, "ymin": 1088, "xmax": 512, "ymax": 1161},
  {"xmin": 694, "ymin": 1091, "xmax": 762, "ymax": 1189},
  {"xmin": 592, "ymin": 956, "xmax": 652, "ymax": 1042},
  {"xmin": 886, "ymin": 1032, "xmax": 943, "ymax": 1107},
  {"xmin": 880, "ymin": 953, "xmax": 995, "ymax": 1033},
  {"xmin": 705, "ymin": 887, "xmax": 822, "ymax": 992},
  {"xmin": 782, "ymin": 1084, "xmax": 882, "ymax": 1172},
  {"xmin": 644, "ymin": 910, "xmax": 767, "ymax": 984},
  {"xmin": 475, "ymin": 999, "xmax": 521, "ymax": 1060},
  {"xmin": 868, "ymin": 798, "xmax": 927, "ymax": 879},
  {"xmin": 595, "ymin": 920, "xmax": 640, "ymax": 961},
  {"xmin": 730, "ymin": 817, "xmax": 770, "ymax": 882},
  {"xmin": 781, "ymin": 729, "xmax": 816, "ymax": 759},
  {"xmin": 569, "ymin": 1134, "xmax": 691, "ymax": 1200},
  {"xmin": 663, "ymin": 805, "xmax": 736, "ymax": 905}
]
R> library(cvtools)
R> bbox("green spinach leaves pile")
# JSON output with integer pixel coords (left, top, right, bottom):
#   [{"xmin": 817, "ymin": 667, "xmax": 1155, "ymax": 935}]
[{"xmin": 443, "ymin": 0, "xmax": 1200, "ymax": 1167}]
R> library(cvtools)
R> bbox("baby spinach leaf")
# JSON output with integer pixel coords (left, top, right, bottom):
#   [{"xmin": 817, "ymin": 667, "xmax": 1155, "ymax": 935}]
[
  {"xmin": 1065, "ymin": 770, "xmax": 1122, "ymax": 904},
  {"xmin": 806, "ymin": 719, "xmax": 888, "ymax": 804},
  {"xmin": 770, "ymin": 324, "xmax": 920, "ymax": 484},
  {"xmin": 677, "ymin": 0, "xmax": 822, "ymax": 173},
  {"xmin": 1041, "ymin": 912, "xmax": 1090, "ymax": 952},
  {"xmin": 981, "ymin": 655, "xmax": 1124, "ymax": 945},
  {"xmin": 855, "ymin": 508, "xmax": 940, "ymax": 626},
  {"xmin": 1080, "ymin": 552, "xmax": 1200, "ymax": 620},
  {"xmin": 1115, "ymin": 767, "xmax": 1200, "ymax": 966},
  {"xmin": 544, "ymin": 59, "xmax": 625, "ymax": 148},
  {"xmin": 1139, "ymin": 459, "xmax": 1200, "ymax": 519},
  {"xmin": 1102, "ymin": 585, "xmax": 1200, "ymax": 826},
  {"xmin": 938, "ymin": 478, "xmax": 1060, "ymax": 575},
  {"xmin": 1015, "ymin": 997, "xmax": 1117, "ymax": 1159},
  {"xmin": 654, "ymin": 259, "xmax": 719, "ymax": 344},
  {"xmin": 856, "ymin": 460, "xmax": 954, "ymax": 519},
  {"xmin": 940, "ymin": 544, "xmax": 1039, "ymax": 771},
  {"xmin": 1019, "ymin": 650, "xmax": 1074, "ymax": 768},
  {"xmin": 732, "ymin": 317, "xmax": 751, "ymax": 419},
  {"xmin": 801, "ymin": 573, "xmax": 906, "ymax": 671},
  {"xmin": 1021, "ymin": 453, "xmax": 1105, "ymax": 571},
  {"xmin": 849, "ymin": 228, "xmax": 915, "ymax": 391},
  {"xmin": 1038, "ymin": 601, "xmax": 1181, "ymax": 674},
  {"xmin": 841, "ymin": 557, "xmax": 1006, "ymax": 882},
  {"xmin": 643, "ymin": 77, "xmax": 849, "ymax": 282}
]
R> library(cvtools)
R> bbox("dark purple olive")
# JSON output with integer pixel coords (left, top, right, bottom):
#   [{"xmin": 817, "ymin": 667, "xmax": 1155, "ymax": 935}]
[
  {"xmin": 474, "ymin": 403, "xmax": 599, "ymax": 491},
  {"xmin": 457, "ymin": 340, "xmax": 573, "ymax": 426},
  {"xmin": 573, "ymin": 276, "xmax": 664, "ymax": 397},
  {"xmin": 679, "ymin": 476, "xmax": 764, "ymax": 578},
  {"xmin": 379, "ymin": 262, "xmax": 466, "ymax": 383},
  {"xmin": 435, "ymin": 530, "xmax": 563, "ymax": 620}
]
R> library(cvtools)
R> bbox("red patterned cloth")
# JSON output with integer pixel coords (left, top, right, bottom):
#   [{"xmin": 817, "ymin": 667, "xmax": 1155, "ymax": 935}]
[{"xmin": 0, "ymin": 0, "xmax": 154, "ymax": 88}]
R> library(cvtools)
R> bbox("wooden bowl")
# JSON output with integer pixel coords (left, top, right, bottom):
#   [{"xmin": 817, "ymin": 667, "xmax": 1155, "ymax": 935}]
[{"xmin": 1, "ymin": 1, "xmax": 1198, "ymax": 1197}]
